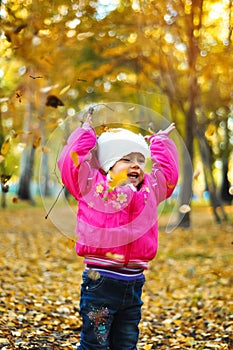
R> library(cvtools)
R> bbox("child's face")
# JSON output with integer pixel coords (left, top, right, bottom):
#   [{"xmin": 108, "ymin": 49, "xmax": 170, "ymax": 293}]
[{"xmin": 111, "ymin": 152, "xmax": 146, "ymax": 187}]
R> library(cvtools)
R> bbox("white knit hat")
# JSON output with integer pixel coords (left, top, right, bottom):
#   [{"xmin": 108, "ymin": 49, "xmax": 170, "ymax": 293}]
[{"xmin": 97, "ymin": 128, "xmax": 150, "ymax": 172}]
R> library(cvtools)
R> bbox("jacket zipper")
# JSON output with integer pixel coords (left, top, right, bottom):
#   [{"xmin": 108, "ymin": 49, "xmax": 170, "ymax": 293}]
[{"xmin": 123, "ymin": 193, "xmax": 135, "ymax": 267}]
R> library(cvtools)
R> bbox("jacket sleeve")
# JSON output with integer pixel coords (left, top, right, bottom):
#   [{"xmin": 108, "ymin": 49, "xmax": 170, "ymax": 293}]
[
  {"xmin": 148, "ymin": 134, "xmax": 179, "ymax": 203},
  {"xmin": 57, "ymin": 124, "xmax": 97, "ymax": 200}
]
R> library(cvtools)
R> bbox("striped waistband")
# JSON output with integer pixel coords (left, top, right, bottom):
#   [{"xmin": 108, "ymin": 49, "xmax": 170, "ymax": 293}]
[{"xmin": 85, "ymin": 264, "xmax": 144, "ymax": 281}]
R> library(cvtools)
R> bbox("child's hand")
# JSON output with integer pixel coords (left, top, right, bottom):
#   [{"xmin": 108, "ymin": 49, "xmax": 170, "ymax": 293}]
[
  {"xmin": 145, "ymin": 122, "xmax": 176, "ymax": 141},
  {"xmin": 82, "ymin": 107, "xmax": 94, "ymax": 129},
  {"xmin": 156, "ymin": 122, "xmax": 176, "ymax": 136}
]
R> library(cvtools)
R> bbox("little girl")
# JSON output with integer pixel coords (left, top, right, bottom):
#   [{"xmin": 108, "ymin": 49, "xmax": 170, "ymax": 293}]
[{"xmin": 58, "ymin": 116, "xmax": 179, "ymax": 350}]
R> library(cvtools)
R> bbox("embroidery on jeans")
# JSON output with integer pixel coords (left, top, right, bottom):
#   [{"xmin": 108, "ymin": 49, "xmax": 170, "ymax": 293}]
[{"xmin": 87, "ymin": 306, "xmax": 110, "ymax": 344}]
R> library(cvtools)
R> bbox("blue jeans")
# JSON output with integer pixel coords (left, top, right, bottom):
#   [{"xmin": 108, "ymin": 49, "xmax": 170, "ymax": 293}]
[{"xmin": 78, "ymin": 272, "xmax": 145, "ymax": 350}]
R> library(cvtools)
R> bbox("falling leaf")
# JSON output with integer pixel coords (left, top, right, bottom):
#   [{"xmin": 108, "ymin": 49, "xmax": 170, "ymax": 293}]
[
  {"xmin": 12, "ymin": 197, "xmax": 18, "ymax": 204},
  {"xmin": 45, "ymin": 122, "xmax": 59, "ymax": 129},
  {"xmin": 205, "ymin": 124, "xmax": 215, "ymax": 137},
  {"xmin": 38, "ymin": 116, "xmax": 46, "ymax": 121},
  {"xmin": 1, "ymin": 174, "xmax": 11, "ymax": 184},
  {"xmin": 193, "ymin": 169, "xmax": 200, "ymax": 180},
  {"xmin": 1, "ymin": 184, "xmax": 9, "ymax": 193},
  {"xmin": 67, "ymin": 238, "xmax": 75, "ymax": 250},
  {"xmin": 5, "ymin": 31, "xmax": 12, "ymax": 42},
  {"xmin": 77, "ymin": 32, "xmax": 94, "ymax": 40},
  {"xmin": 1, "ymin": 175, "xmax": 11, "ymax": 193},
  {"xmin": 41, "ymin": 146, "xmax": 50, "ymax": 153},
  {"xmin": 16, "ymin": 90, "xmax": 23, "ymax": 102},
  {"xmin": 40, "ymin": 55, "xmax": 53, "ymax": 65},
  {"xmin": 46, "ymin": 95, "xmax": 64, "ymax": 108},
  {"xmin": 105, "ymin": 252, "xmax": 124, "ymax": 260},
  {"xmin": 70, "ymin": 151, "xmax": 79, "ymax": 167},
  {"xmin": 59, "ymin": 85, "xmax": 71, "ymax": 95},
  {"xmin": 87, "ymin": 269, "xmax": 100, "ymax": 280},
  {"xmin": 9, "ymin": 129, "xmax": 17, "ymax": 138},
  {"xmin": 13, "ymin": 24, "xmax": 27, "ymax": 33},
  {"xmin": 29, "ymin": 75, "xmax": 44, "ymax": 79},
  {"xmin": 1, "ymin": 138, "xmax": 11, "ymax": 156},
  {"xmin": 179, "ymin": 204, "xmax": 191, "ymax": 214},
  {"xmin": 135, "ymin": 119, "xmax": 147, "ymax": 124},
  {"xmin": 33, "ymin": 136, "xmax": 41, "ymax": 149},
  {"xmin": 108, "ymin": 169, "xmax": 128, "ymax": 189},
  {"xmin": 10, "ymin": 129, "xmax": 31, "ymax": 138}
]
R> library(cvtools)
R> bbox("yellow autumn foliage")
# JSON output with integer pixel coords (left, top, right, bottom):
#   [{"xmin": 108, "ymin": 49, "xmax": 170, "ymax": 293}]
[
  {"xmin": 1, "ymin": 138, "xmax": 11, "ymax": 156},
  {"xmin": 0, "ymin": 206, "xmax": 232, "ymax": 349},
  {"xmin": 108, "ymin": 169, "xmax": 128, "ymax": 189}
]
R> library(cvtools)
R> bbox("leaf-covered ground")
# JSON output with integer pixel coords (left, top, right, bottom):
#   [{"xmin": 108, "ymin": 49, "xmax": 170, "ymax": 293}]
[{"xmin": 0, "ymin": 204, "xmax": 232, "ymax": 350}]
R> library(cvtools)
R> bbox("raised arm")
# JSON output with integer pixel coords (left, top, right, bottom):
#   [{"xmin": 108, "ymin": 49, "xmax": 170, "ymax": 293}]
[
  {"xmin": 57, "ymin": 123, "xmax": 97, "ymax": 199},
  {"xmin": 147, "ymin": 123, "xmax": 179, "ymax": 201}
]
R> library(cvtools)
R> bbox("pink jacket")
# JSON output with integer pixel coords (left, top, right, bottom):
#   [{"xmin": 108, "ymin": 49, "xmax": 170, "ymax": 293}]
[{"xmin": 58, "ymin": 125, "xmax": 179, "ymax": 270}]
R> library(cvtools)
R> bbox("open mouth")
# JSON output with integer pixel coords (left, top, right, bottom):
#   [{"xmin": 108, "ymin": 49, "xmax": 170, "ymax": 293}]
[{"xmin": 128, "ymin": 173, "xmax": 139, "ymax": 180}]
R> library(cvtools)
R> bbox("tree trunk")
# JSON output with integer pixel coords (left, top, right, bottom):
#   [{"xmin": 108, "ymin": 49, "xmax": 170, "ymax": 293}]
[
  {"xmin": 17, "ymin": 98, "xmax": 36, "ymax": 204},
  {"xmin": 196, "ymin": 129, "xmax": 227, "ymax": 222},
  {"xmin": 0, "ymin": 111, "xmax": 7, "ymax": 208},
  {"xmin": 220, "ymin": 120, "xmax": 232, "ymax": 204},
  {"xmin": 178, "ymin": 73, "xmax": 195, "ymax": 227},
  {"xmin": 178, "ymin": 107, "xmax": 194, "ymax": 227},
  {"xmin": 177, "ymin": 1, "xmax": 204, "ymax": 227},
  {"xmin": 1, "ymin": 189, "xmax": 7, "ymax": 208},
  {"xmin": 40, "ymin": 151, "xmax": 51, "ymax": 197},
  {"xmin": 221, "ymin": 158, "xmax": 233, "ymax": 204},
  {"xmin": 18, "ymin": 144, "xmax": 36, "ymax": 204},
  {"xmin": 39, "ymin": 113, "xmax": 51, "ymax": 198}
]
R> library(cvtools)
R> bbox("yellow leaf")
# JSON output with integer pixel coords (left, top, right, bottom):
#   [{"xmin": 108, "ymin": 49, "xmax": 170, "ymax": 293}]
[
  {"xmin": 11, "ymin": 330, "xmax": 22, "ymax": 337},
  {"xmin": 173, "ymin": 319, "xmax": 182, "ymax": 326},
  {"xmin": 10, "ymin": 129, "xmax": 26, "ymax": 138},
  {"xmin": 59, "ymin": 84, "xmax": 71, "ymax": 95},
  {"xmin": 87, "ymin": 269, "xmax": 100, "ymax": 280},
  {"xmin": 46, "ymin": 122, "xmax": 59, "ymax": 129},
  {"xmin": 70, "ymin": 151, "xmax": 79, "ymax": 167},
  {"xmin": 34, "ymin": 313, "xmax": 45, "ymax": 322},
  {"xmin": 16, "ymin": 90, "xmax": 23, "ymax": 102},
  {"xmin": 1, "ymin": 138, "xmax": 11, "ymax": 156},
  {"xmin": 205, "ymin": 124, "xmax": 215, "ymax": 138},
  {"xmin": 67, "ymin": 238, "xmax": 76, "ymax": 250},
  {"xmin": 144, "ymin": 345, "xmax": 153, "ymax": 350},
  {"xmin": 33, "ymin": 136, "xmax": 41, "ymax": 149},
  {"xmin": 41, "ymin": 146, "xmax": 50, "ymax": 153},
  {"xmin": 38, "ymin": 116, "xmax": 46, "ymax": 121},
  {"xmin": 179, "ymin": 204, "xmax": 191, "ymax": 214},
  {"xmin": 108, "ymin": 169, "xmax": 128, "ymax": 189},
  {"xmin": 0, "ymin": 338, "xmax": 9, "ymax": 344},
  {"xmin": 12, "ymin": 197, "xmax": 18, "ymax": 204},
  {"xmin": 47, "ymin": 336, "xmax": 55, "ymax": 342},
  {"xmin": 106, "ymin": 252, "xmax": 124, "ymax": 260}
]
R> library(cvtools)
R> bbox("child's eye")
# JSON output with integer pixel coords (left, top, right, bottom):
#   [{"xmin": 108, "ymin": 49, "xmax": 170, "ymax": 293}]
[{"xmin": 122, "ymin": 158, "xmax": 130, "ymax": 162}]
